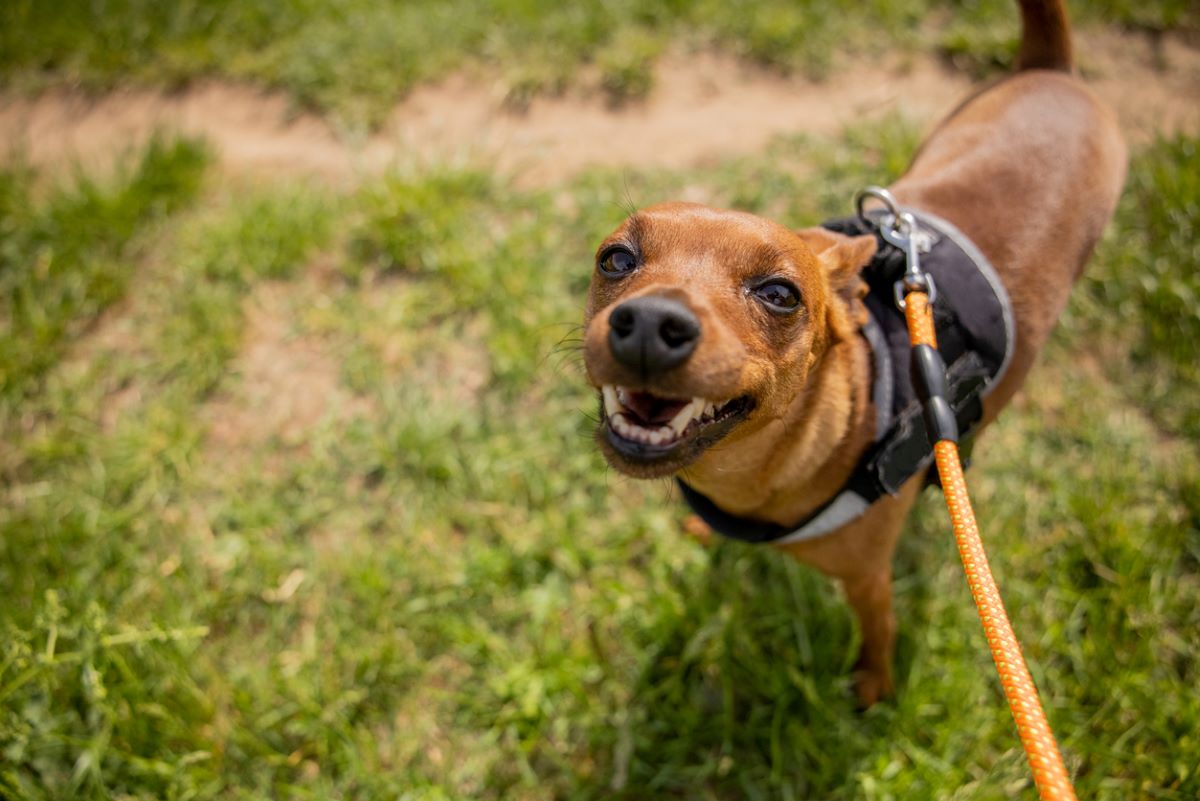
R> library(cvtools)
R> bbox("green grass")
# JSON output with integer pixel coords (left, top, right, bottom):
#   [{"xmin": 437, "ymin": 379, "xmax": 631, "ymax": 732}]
[
  {"xmin": 1074, "ymin": 136, "xmax": 1200, "ymax": 439},
  {"xmin": 1, "ymin": 112, "xmax": 1197, "ymax": 799},
  {"xmin": 3, "ymin": 0, "xmax": 1197, "ymax": 126},
  {"xmin": 938, "ymin": 0, "xmax": 1200, "ymax": 75},
  {"xmin": 0, "ymin": 137, "xmax": 210, "ymax": 400}
]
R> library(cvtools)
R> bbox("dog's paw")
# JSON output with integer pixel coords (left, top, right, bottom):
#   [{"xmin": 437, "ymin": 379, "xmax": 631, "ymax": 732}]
[
  {"xmin": 852, "ymin": 663, "xmax": 895, "ymax": 709},
  {"xmin": 683, "ymin": 514, "xmax": 715, "ymax": 546}
]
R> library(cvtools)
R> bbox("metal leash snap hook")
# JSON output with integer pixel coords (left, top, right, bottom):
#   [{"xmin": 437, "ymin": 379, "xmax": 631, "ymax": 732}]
[
  {"xmin": 854, "ymin": 186, "xmax": 937, "ymax": 309},
  {"xmin": 885, "ymin": 210, "xmax": 937, "ymax": 309}
]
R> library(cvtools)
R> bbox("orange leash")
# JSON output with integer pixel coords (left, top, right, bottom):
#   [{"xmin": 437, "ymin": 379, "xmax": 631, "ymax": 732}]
[{"xmin": 904, "ymin": 291, "xmax": 1077, "ymax": 801}]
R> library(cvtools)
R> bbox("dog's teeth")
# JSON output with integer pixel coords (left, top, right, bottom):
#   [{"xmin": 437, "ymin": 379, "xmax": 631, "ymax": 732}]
[
  {"xmin": 612, "ymin": 413, "xmax": 632, "ymax": 437},
  {"xmin": 602, "ymin": 385, "xmax": 620, "ymax": 418},
  {"xmin": 610, "ymin": 410, "xmax": 683, "ymax": 447},
  {"xmin": 607, "ymin": 391, "xmax": 735, "ymax": 448},
  {"xmin": 667, "ymin": 398, "xmax": 704, "ymax": 435}
]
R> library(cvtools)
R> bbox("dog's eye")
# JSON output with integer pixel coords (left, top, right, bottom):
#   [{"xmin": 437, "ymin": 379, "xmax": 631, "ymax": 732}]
[
  {"xmin": 598, "ymin": 246, "xmax": 638, "ymax": 277},
  {"xmin": 752, "ymin": 280, "xmax": 801, "ymax": 312}
]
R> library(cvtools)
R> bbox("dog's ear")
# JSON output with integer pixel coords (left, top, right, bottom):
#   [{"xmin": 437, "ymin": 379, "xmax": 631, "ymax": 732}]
[
  {"xmin": 794, "ymin": 228, "xmax": 876, "ymax": 287},
  {"xmin": 794, "ymin": 227, "xmax": 876, "ymax": 334}
]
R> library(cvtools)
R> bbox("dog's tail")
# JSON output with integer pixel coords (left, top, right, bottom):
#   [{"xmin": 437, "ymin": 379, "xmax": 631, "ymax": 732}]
[{"xmin": 1016, "ymin": 0, "xmax": 1073, "ymax": 71}]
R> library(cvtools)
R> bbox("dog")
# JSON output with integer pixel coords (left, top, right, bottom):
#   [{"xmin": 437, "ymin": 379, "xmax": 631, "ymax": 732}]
[{"xmin": 582, "ymin": 0, "xmax": 1126, "ymax": 707}]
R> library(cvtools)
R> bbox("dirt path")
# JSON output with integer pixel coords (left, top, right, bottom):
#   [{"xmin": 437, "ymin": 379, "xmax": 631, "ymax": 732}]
[{"xmin": 2, "ymin": 30, "xmax": 1197, "ymax": 188}]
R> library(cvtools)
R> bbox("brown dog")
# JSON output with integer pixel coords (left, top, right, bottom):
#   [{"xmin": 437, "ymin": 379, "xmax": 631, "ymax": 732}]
[{"xmin": 582, "ymin": 0, "xmax": 1126, "ymax": 706}]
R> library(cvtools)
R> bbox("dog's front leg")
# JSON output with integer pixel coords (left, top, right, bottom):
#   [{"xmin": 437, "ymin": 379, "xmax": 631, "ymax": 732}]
[
  {"xmin": 843, "ymin": 567, "xmax": 897, "ymax": 707},
  {"xmin": 781, "ymin": 479, "xmax": 921, "ymax": 708}
]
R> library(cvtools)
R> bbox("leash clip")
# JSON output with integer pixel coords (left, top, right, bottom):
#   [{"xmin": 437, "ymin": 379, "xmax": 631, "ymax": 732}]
[
  {"xmin": 883, "ymin": 211, "xmax": 937, "ymax": 309},
  {"xmin": 853, "ymin": 186, "xmax": 937, "ymax": 309}
]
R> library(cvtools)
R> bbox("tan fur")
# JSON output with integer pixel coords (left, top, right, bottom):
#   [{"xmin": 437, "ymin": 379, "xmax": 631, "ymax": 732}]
[{"xmin": 582, "ymin": 0, "xmax": 1126, "ymax": 706}]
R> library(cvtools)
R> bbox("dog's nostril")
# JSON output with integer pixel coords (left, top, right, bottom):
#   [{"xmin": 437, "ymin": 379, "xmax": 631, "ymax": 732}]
[
  {"xmin": 610, "ymin": 306, "xmax": 636, "ymax": 338},
  {"xmin": 660, "ymin": 317, "xmax": 698, "ymax": 348}
]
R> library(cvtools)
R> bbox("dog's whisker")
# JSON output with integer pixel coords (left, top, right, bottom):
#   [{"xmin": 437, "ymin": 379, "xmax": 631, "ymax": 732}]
[{"xmin": 619, "ymin": 173, "xmax": 639, "ymax": 219}]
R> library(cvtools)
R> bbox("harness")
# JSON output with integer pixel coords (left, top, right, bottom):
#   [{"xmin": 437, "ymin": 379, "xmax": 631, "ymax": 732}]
[{"xmin": 680, "ymin": 203, "xmax": 1015, "ymax": 546}]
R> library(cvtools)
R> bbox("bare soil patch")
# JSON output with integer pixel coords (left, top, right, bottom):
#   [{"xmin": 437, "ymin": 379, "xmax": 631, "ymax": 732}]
[
  {"xmin": 2, "ymin": 31, "xmax": 1196, "ymax": 188},
  {"xmin": 203, "ymin": 275, "xmax": 373, "ymax": 457}
]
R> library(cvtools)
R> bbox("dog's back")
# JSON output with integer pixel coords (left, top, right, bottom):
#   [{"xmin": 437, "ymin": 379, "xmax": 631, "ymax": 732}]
[{"xmin": 892, "ymin": 0, "xmax": 1127, "ymax": 417}]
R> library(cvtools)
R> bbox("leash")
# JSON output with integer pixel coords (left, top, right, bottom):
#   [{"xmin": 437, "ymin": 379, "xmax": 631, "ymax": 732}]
[{"xmin": 858, "ymin": 187, "xmax": 1079, "ymax": 801}]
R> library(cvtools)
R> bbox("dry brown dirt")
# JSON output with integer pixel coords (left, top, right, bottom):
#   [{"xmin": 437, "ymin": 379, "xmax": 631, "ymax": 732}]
[
  {"xmin": 202, "ymin": 273, "xmax": 375, "ymax": 460},
  {"xmin": 2, "ymin": 30, "xmax": 1197, "ymax": 188}
]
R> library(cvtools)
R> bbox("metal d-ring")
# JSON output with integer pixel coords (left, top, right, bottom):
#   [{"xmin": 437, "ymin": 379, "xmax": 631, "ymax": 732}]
[
  {"xmin": 854, "ymin": 185, "xmax": 901, "ymax": 228},
  {"xmin": 856, "ymin": 186, "xmax": 918, "ymax": 257}
]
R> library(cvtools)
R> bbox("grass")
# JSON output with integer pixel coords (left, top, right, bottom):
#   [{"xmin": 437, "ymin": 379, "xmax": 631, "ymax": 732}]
[
  {"xmin": 1, "ymin": 97, "xmax": 1197, "ymax": 799},
  {"xmin": 939, "ymin": 0, "xmax": 1200, "ymax": 75},
  {"xmin": 0, "ymin": 6, "xmax": 1198, "ymax": 798},
  {"xmin": 3, "ymin": 0, "xmax": 1197, "ymax": 126},
  {"xmin": 1075, "ymin": 136, "xmax": 1200, "ymax": 439},
  {"xmin": 0, "ymin": 138, "xmax": 210, "ymax": 399}
]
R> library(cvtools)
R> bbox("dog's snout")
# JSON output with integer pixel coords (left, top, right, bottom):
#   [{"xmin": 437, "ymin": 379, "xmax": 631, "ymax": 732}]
[{"xmin": 607, "ymin": 296, "xmax": 700, "ymax": 373}]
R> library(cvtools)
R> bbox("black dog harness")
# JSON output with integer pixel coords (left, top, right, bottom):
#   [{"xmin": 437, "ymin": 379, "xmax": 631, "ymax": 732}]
[{"xmin": 679, "ymin": 205, "xmax": 1015, "ymax": 545}]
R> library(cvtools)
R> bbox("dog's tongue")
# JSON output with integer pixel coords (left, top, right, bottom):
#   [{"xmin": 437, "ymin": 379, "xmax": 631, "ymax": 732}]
[{"xmin": 624, "ymin": 391, "xmax": 688, "ymax": 425}]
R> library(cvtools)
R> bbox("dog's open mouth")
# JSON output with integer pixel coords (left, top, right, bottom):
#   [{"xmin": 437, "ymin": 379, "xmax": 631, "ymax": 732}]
[{"xmin": 599, "ymin": 385, "xmax": 753, "ymax": 465}]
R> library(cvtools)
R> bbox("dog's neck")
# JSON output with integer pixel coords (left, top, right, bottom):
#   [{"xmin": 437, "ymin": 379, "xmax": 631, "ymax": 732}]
[{"xmin": 680, "ymin": 325, "xmax": 876, "ymax": 527}]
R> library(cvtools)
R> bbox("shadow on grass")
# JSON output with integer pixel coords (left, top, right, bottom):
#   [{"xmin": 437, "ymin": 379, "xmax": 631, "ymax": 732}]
[{"xmin": 566, "ymin": 516, "xmax": 957, "ymax": 800}]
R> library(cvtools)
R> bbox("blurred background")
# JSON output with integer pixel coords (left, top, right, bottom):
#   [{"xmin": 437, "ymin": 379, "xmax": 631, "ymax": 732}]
[{"xmin": 1, "ymin": 1, "xmax": 1197, "ymax": 798}]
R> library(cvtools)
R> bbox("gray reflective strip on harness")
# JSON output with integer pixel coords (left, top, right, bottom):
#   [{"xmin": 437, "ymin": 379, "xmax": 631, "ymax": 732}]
[
  {"xmin": 737, "ymin": 208, "xmax": 1012, "ymax": 547},
  {"xmin": 771, "ymin": 490, "xmax": 872, "ymax": 545}
]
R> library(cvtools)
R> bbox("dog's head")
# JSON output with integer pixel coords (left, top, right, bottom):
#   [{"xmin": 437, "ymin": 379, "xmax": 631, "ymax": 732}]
[{"xmin": 583, "ymin": 202, "xmax": 876, "ymax": 478}]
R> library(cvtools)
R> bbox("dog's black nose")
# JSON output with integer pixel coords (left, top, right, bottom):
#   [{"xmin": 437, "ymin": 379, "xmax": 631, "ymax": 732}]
[{"xmin": 607, "ymin": 296, "xmax": 700, "ymax": 374}]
